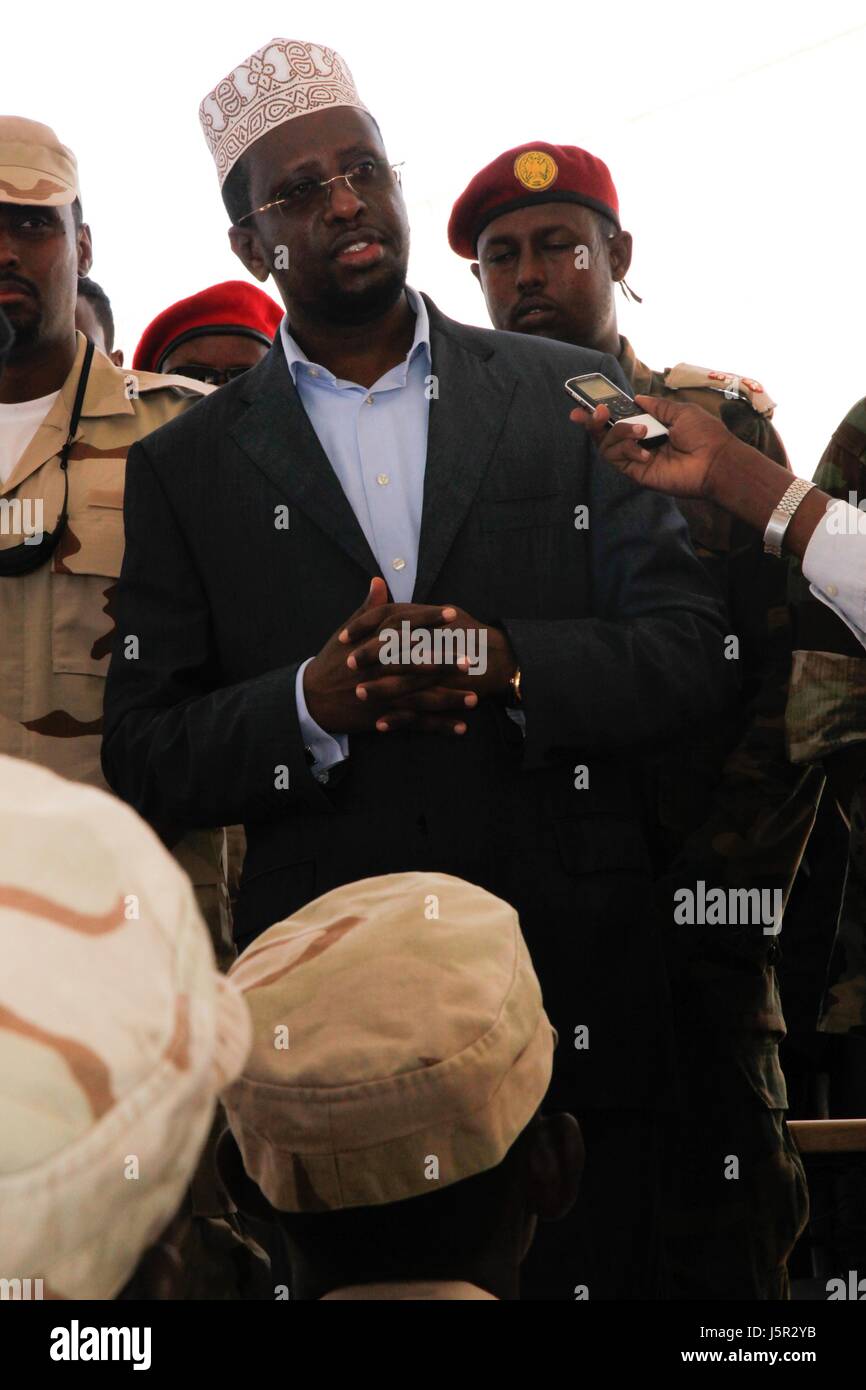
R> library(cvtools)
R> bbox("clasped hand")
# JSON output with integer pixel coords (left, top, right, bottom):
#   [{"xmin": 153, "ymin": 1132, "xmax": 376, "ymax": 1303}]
[{"xmin": 303, "ymin": 577, "xmax": 518, "ymax": 736}]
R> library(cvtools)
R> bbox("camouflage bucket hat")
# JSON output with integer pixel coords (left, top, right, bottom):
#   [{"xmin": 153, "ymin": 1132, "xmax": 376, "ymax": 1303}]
[
  {"xmin": 0, "ymin": 755, "xmax": 251, "ymax": 1299},
  {"xmin": 0, "ymin": 117, "xmax": 79, "ymax": 206},
  {"xmin": 224, "ymin": 872, "xmax": 555, "ymax": 1212}
]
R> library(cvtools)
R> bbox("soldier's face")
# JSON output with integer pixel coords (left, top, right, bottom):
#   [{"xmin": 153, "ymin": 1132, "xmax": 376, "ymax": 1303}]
[
  {"xmin": 229, "ymin": 108, "xmax": 410, "ymax": 326},
  {"xmin": 0, "ymin": 202, "xmax": 91, "ymax": 353},
  {"xmin": 161, "ymin": 333, "xmax": 269, "ymax": 384},
  {"xmin": 473, "ymin": 204, "xmax": 629, "ymax": 351}
]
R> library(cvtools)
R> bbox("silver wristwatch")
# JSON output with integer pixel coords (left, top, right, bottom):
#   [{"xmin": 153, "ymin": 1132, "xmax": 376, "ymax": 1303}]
[{"xmin": 763, "ymin": 478, "xmax": 815, "ymax": 557}]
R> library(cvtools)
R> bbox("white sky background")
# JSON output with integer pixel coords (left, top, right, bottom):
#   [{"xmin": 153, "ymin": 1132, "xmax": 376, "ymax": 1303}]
[{"xmin": 7, "ymin": 0, "xmax": 866, "ymax": 477}]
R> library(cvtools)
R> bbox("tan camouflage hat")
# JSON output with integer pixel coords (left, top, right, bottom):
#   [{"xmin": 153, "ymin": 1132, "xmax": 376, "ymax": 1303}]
[
  {"xmin": 224, "ymin": 872, "xmax": 555, "ymax": 1213},
  {"xmin": 0, "ymin": 755, "xmax": 251, "ymax": 1300},
  {"xmin": 0, "ymin": 117, "xmax": 79, "ymax": 206}
]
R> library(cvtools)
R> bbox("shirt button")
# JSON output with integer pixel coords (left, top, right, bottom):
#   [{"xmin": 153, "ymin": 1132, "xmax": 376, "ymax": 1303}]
[
  {"xmin": 377, "ymin": 473, "xmax": 390, "ymax": 486},
  {"xmin": 826, "ymin": 583, "xmax": 839, "ymax": 598},
  {"xmin": 392, "ymin": 557, "xmax": 406, "ymax": 572},
  {"xmin": 309, "ymin": 368, "xmax": 320, "ymax": 378},
  {"xmin": 365, "ymin": 395, "xmax": 374, "ymax": 405}
]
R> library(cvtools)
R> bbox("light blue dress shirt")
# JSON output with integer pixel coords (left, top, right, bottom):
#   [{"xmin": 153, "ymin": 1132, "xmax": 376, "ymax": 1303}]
[{"xmin": 282, "ymin": 288, "xmax": 433, "ymax": 779}]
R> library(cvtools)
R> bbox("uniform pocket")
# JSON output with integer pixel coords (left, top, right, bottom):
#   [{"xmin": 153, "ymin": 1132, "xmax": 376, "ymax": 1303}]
[{"xmin": 51, "ymin": 500, "xmax": 125, "ymax": 676}]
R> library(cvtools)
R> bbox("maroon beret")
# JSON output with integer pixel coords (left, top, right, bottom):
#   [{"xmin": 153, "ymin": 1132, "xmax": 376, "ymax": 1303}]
[
  {"xmin": 133, "ymin": 280, "xmax": 284, "ymax": 372},
  {"xmin": 448, "ymin": 142, "xmax": 620, "ymax": 259}
]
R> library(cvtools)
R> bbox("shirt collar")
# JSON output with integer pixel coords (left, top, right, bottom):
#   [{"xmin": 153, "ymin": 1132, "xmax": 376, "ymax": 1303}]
[{"xmin": 280, "ymin": 287, "xmax": 430, "ymax": 386}]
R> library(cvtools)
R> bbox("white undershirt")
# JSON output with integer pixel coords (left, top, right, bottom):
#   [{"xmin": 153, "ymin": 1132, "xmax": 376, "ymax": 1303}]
[
  {"xmin": 802, "ymin": 498, "xmax": 866, "ymax": 649},
  {"xmin": 0, "ymin": 390, "xmax": 60, "ymax": 486}
]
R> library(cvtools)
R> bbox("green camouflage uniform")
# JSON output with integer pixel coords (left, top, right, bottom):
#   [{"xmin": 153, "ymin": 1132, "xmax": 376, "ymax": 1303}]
[
  {"xmin": 619, "ymin": 339, "xmax": 815, "ymax": 1298},
  {"xmin": 786, "ymin": 397, "xmax": 866, "ymax": 1038}
]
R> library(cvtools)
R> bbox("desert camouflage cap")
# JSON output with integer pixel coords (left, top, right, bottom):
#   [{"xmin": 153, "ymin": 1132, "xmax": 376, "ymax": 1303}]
[
  {"xmin": 0, "ymin": 755, "xmax": 251, "ymax": 1300},
  {"xmin": 0, "ymin": 116, "xmax": 79, "ymax": 206},
  {"xmin": 224, "ymin": 871, "xmax": 555, "ymax": 1213}
]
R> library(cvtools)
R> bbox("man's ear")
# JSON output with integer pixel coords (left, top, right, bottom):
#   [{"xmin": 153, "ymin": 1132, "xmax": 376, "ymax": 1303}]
[
  {"xmin": 215, "ymin": 1127, "xmax": 278, "ymax": 1223},
  {"xmin": 607, "ymin": 229, "xmax": 633, "ymax": 284},
  {"xmin": 525, "ymin": 1113, "xmax": 584, "ymax": 1221},
  {"xmin": 77, "ymin": 222, "xmax": 93, "ymax": 279},
  {"xmin": 470, "ymin": 261, "xmax": 482, "ymax": 285},
  {"xmin": 228, "ymin": 224, "xmax": 272, "ymax": 283},
  {"xmin": 110, "ymin": 349, "xmax": 124, "ymax": 368}
]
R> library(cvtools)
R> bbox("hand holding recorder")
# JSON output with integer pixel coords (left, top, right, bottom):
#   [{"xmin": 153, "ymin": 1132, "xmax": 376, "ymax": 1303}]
[
  {"xmin": 566, "ymin": 382, "xmax": 734, "ymax": 500},
  {"xmin": 566, "ymin": 384, "xmax": 832, "ymax": 566}
]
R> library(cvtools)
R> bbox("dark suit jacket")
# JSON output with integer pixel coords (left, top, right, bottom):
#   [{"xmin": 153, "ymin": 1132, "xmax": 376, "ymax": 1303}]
[{"xmin": 102, "ymin": 295, "xmax": 737, "ymax": 1108}]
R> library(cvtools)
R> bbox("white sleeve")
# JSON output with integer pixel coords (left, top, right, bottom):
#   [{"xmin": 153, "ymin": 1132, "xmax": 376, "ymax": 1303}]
[
  {"xmin": 295, "ymin": 658, "xmax": 349, "ymax": 781},
  {"xmin": 802, "ymin": 499, "xmax": 866, "ymax": 650}
]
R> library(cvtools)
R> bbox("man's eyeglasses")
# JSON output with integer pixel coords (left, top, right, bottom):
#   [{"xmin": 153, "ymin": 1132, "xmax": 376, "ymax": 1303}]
[
  {"xmin": 168, "ymin": 363, "xmax": 253, "ymax": 387},
  {"xmin": 237, "ymin": 159, "xmax": 404, "ymax": 224}
]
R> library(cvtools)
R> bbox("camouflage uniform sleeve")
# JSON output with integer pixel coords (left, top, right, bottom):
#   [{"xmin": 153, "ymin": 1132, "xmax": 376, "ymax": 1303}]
[
  {"xmin": 812, "ymin": 397, "xmax": 866, "ymax": 496},
  {"xmin": 718, "ymin": 398, "xmax": 790, "ymax": 469},
  {"xmin": 786, "ymin": 409, "xmax": 866, "ymax": 777},
  {"xmin": 663, "ymin": 399, "xmax": 820, "ymax": 921},
  {"xmin": 661, "ymin": 540, "xmax": 822, "ymax": 927},
  {"xmin": 786, "ymin": 399, "xmax": 866, "ymax": 1034},
  {"xmin": 787, "ymin": 649, "xmax": 866, "ymax": 766},
  {"xmin": 820, "ymin": 780, "xmax": 866, "ymax": 1036},
  {"xmin": 649, "ymin": 388, "xmax": 824, "ymax": 1111}
]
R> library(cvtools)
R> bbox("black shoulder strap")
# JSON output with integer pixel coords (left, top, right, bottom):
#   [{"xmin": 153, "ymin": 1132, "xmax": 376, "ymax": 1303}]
[{"xmin": 61, "ymin": 337, "xmax": 96, "ymax": 469}]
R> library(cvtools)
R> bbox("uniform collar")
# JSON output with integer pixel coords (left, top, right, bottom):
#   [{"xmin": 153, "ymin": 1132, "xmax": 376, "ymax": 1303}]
[
  {"xmin": 0, "ymin": 332, "xmax": 187, "ymax": 497},
  {"xmin": 78, "ymin": 332, "xmax": 147, "ymax": 419},
  {"xmin": 616, "ymin": 335, "xmax": 656, "ymax": 396},
  {"xmin": 280, "ymin": 286, "xmax": 431, "ymax": 386},
  {"xmin": 12, "ymin": 331, "xmax": 141, "ymax": 437}
]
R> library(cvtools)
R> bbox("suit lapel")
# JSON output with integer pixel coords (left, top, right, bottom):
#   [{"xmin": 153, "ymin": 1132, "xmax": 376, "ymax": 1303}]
[
  {"xmin": 413, "ymin": 298, "xmax": 517, "ymax": 602},
  {"xmin": 229, "ymin": 305, "xmax": 516, "ymax": 600},
  {"xmin": 229, "ymin": 341, "xmax": 379, "ymax": 580}
]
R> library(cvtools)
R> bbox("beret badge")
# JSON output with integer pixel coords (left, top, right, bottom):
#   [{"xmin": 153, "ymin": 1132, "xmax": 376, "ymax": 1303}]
[{"xmin": 513, "ymin": 150, "xmax": 558, "ymax": 191}]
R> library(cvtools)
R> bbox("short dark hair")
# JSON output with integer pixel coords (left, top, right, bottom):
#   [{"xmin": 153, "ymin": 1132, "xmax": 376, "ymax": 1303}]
[
  {"xmin": 77, "ymin": 275, "xmax": 115, "ymax": 352},
  {"xmin": 594, "ymin": 209, "xmax": 619, "ymax": 243},
  {"xmin": 276, "ymin": 1124, "xmax": 529, "ymax": 1290},
  {"xmin": 71, "ymin": 197, "xmax": 83, "ymax": 230},
  {"xmin": 221, "ymin": 158, "xmax": 252, "ymax": 227}
]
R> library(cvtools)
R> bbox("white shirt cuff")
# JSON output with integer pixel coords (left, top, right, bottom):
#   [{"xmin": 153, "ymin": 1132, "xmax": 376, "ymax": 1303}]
[
  {"xmin": 295, "ymin": 658, "xmax": 349, "ymax": 781},
  {"xmin": 802, "ymin": 500, "xmax": 866, "ymax": 651}
]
